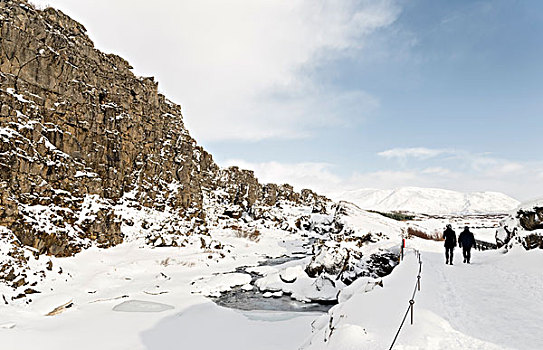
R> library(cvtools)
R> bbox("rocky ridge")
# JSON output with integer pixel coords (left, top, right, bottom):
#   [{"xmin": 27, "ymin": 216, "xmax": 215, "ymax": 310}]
[{"xmin": 0, "ymin": 0, "xmax": 327, "ymax": 297}]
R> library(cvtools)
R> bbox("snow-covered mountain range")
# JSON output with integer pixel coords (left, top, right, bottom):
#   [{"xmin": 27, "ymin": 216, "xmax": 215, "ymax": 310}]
[{"xmin": 332, "ymin": 187, "xmax": 520, "ymax": 215}]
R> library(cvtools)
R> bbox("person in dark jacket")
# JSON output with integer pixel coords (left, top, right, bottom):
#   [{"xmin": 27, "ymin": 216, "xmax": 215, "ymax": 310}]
[
  {"xmin": 458, "ymin": 226, "xmax": 476, "ymax": 263},
  {"xmin": 443, "ymin": 224, "xmax": 456, "ymax": 265}
]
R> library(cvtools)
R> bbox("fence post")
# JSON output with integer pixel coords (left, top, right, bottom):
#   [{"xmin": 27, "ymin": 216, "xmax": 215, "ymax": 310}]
[
  {"xmin": 417, "ymin": 275, "xmax": 421, "ymax": 291},
  {"xmin": 410, "ymin": 300, "xmax": 415, "ymax": 325}
]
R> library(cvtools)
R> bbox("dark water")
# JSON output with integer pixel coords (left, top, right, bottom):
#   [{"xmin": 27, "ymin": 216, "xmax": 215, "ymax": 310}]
[
  {"xmin": 211, "ymin": 254, "xmax": 336, "ymax": 313},
  {"xmin": 212, "ymin": 287, "xmax": 334, "ymax": 313},
  {"xmin": 259, "ymin": 254, "xmax": 307, "ymax": 266}
]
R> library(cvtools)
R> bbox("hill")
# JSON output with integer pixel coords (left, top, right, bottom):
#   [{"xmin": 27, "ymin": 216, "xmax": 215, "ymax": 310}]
[{"xmin": 332, "ymin": 187, "xmax": 520, "ymax": 215}]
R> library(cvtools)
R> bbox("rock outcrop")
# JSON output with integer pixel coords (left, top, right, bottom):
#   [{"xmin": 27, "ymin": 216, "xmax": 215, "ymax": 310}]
[
  {"xmin": 517, "ymin": 206, "xmax": 543, "ymax": 231},
  {"xmin": 496, "ymin": 201, "xmax": 543, "ymax": 250},
  {"xmin": 0, "ymin": 0, "xmax": 328, "ymax": 260}
]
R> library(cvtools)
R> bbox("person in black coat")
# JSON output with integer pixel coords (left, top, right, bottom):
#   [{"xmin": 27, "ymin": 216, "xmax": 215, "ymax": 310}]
[
  {"xmin": 458, "ymin": 226, "xmax": 476, "ymax": 263},
  {"xmin": 443, "ymin": 224, "xmax": 456, "ymax": 265}
]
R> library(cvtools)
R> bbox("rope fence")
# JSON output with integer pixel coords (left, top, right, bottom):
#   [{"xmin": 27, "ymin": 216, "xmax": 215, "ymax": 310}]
[{"xmin": 389, "ymin": 248, "xmax": 423, "ymax": 350}]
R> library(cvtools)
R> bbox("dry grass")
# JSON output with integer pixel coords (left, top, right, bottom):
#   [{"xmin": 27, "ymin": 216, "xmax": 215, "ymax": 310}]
[
  {"xmin": 407, "ymin": 227, "xmax": 444, "ymax": 241},
  {"xmin": 158, "ymin": 257, "xmax": 196, "ymax": 268},
  {"xmin": 45, "ymin": 300, "xmax": 74, "ymax": 316},
  {"xmin": 232, "ymin": 227, "xmax": 261, "ymax": 242}
]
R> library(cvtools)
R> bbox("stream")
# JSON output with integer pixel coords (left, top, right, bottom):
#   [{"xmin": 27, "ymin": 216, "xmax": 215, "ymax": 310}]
[
  {"xmin": 211, "ymin": 237, "xmax": 337, "ymax": 313},
  {"xmin": 211, "ymin": 253, "xmax": 335, "ymax": 313}
]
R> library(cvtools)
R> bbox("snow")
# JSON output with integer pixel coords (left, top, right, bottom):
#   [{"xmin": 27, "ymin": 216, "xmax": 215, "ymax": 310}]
[
  {"xmin": 112, "ymin": 300, "xmax": 174, "ymax": 313},
  {"xmin": 248, "ymin": 202, "xmax": 405, "ymax": 303},
  {"xmin": 0, "ymin": 229, "xmax": 305, "ymax": 348},
  {"xmin": 76, "ymin": 194, "xmax": 110, "ymax": 226},
  {"xmin": 263, "ymin": 291, "xmax": 283, "ymax": 298},
  {"xmin": 5, "ymin": 87, "xmax": 33, "ymax": 104},
  {"xmin": 337, "ymin": 200, "xmax": 405, "ymax": 235},
  {"xmin": 0, "ymin": 127, "xmax": 22, "ymax": 139},
  {"xmin": 256, "ymin": 263, "xmax": 342, "ymax": 302},
  {"xmin": 74, "ymin": 170, "xmax": 98, "ymax": 178},
  {"xmin": 1, "ymin": 197, "xmax": 541, "ymax": 350},
  {"xmin": 192, "ymin": 273, "xmax": 253, "ymax": 297},
  {"xmin": 141, "ymin": 303, "xmax": 319, "ymax": 350},
  {"xmin": 302, "ymin": 243, "xmax": 543, "ymax": 350},
  {"xmin": 515, "ymin": 198, "xmax": 543, "ymax": 211},
  {"xmin": 18, "ymin": 203, "xmax": 86, "ymax": 241},
  {"xmin": 0, "ymin": 322, "xmax": 16, "ymax": 329},
  {"xmin": 333, "ymin": 187, "xmax": 520, "ymax": 215},
  {"xmin": 241, "ymin": 283, "xmax": 254, "ymax": 291}
]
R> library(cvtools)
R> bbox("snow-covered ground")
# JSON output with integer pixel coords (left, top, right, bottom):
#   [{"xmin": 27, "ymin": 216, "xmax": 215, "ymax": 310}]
[
  {"xmin": 303, "ymin": 241, "xmax": 543, "ymax": 350},
  {"xmin": 142, "ymin": 303, "xmax": 319, "ymax": 350},
  {"xmin": 1, "ymin": 209, "xmax": 541, "ymax": 350},
  {"xmin": 332, "ymin": 187, "xmax": 520, "ymax": 215},
  {"xmin": 0, "ymin": 227, "xmax": 311, "ymax": 350}
]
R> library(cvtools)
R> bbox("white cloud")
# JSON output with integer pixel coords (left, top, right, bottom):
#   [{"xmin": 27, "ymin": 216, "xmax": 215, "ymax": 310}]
[
  {"xmin": 32, "ymin": 0, "xmax": 400, "ymax": 141},
  {"xmin": 487, "ymin": 161, "xmax": 524, "ymax": 174},
  {"xmin": 378, "ymin": 147, "xmax": 454, "ymax": 160},
  {"xmin": 378, "ymin": 148, "xmax": 527, "ymax": 175},
  {"xmin": 454, "ymin": 154, "xmax": 526, "ymax": 175},
  {"xmin": 421, "ymin": 167, "xmax": 453, "ymax": 176},
  {"xmin": 348, "ymin": 170, "xmax": 420, "ymax": 188}
]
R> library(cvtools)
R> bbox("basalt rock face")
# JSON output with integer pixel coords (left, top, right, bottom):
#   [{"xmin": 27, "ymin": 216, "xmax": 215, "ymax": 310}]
[
  {"xmin": 496, "ymin": 202, "xmax": 543, "ymax": 250},
  {"xmin": 511, "ymin": 206, "xmax": 543, "ymax": 249},
  {"xmin": 518, "ymin": 207, "xmax": 543, "ymax": 231},
  {"xmin": 0, "ymin": 0, "xmax": 328, "ymax": 258}
]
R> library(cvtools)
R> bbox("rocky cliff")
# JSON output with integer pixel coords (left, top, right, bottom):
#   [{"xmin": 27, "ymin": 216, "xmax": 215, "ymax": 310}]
[{"xmin": 0, "ymin": 0, "xmax": 328, "ymax": 290}]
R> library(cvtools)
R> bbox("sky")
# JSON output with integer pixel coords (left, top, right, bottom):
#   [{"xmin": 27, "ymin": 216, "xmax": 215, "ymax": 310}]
[{"xmin": 32, "ymin": 0, "xmax": 543, "ymax": 201}]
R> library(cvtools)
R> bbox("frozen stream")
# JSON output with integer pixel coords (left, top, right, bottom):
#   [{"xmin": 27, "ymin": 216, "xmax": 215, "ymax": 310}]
[
  {"xmin": 143, "ymin": 246, "xmax": 331, "ymax": 349},
  {"xmin": 211, "ymin": 253, "xmax": 336, "ymax": 313}
]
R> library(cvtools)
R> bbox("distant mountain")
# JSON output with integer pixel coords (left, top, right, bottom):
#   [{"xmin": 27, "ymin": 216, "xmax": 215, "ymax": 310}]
[{"xmin": 332, "ymin": 187, "xmax": 520, "ymax": 215}]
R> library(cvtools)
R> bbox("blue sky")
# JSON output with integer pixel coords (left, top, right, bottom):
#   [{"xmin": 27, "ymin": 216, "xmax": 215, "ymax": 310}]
[{"xmin": 33, "ymin": 0, "xmax": 543, "ymax": 200}]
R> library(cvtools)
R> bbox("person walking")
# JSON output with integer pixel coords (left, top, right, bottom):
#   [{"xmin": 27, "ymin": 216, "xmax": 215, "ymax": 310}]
[
  {"xmin": 458, "ymin": 226, "xmax": 476, "ymax": 264},
  {"xmin": 443, "ymin": 224, "xmax": 456, "ymax": 265}
]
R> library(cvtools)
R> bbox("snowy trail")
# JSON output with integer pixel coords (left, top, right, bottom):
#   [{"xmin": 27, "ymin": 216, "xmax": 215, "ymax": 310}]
[
  {"xmin": 416, "ymin": 248, "xmax": 543, "ymax": 349},
  {"xmin": 304, "ymin": 244, "xmax": 543, "ymax": 350}
]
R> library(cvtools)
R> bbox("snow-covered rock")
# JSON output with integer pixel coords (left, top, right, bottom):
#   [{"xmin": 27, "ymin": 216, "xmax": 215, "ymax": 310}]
[
  {"xmin": 192, "ymin": 273, "xmax": 253, "ymax": 297},
  {"xmin": 497, "ymin": 199, "xmax": 543, "ymax": 250},
  {"xmin": 252, "ymin": 202, "xmax": 403, "ymax": 303}
]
